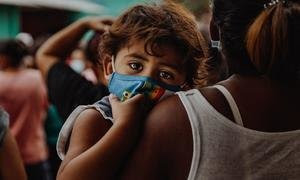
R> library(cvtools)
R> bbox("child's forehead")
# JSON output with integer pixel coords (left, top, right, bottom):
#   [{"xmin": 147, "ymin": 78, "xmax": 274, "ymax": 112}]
[
  {"xmin": 121, "ymin": 39, "xmax": 185, "ymax": 58},
  {"xmin": 116, "ymin": 40, "xmax": 187, "ymax": 68}
]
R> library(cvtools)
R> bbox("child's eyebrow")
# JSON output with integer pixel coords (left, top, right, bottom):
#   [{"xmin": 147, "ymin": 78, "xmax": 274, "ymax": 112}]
[
  {"xmin": 125, "ymin": 52, "xmax": 182, "ymax": 71},
  {"xmin": 159, "ymin": 61, "xmax": 181, "ymax": 71},
  {"xmin": 124, "ymin": 53, "xmax": 148, "ymax": 61}
]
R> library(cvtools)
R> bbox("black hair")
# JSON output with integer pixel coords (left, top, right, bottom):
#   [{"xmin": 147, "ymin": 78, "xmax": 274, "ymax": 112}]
[
  {"xmin": 0, "ymin": 39, "xmax": 28, "ymax": 68},
  {"xmin": 211, "ymin": 0, "xmax": 267, "ymax": 75}
]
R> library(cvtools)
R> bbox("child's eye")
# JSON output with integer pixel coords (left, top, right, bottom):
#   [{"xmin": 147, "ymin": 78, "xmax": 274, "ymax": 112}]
[
  {"xmin": 159, "ymin": 71, "xmax": 173, "ymax": 80},
  {"xmin": 129, "ymin": 63, "xmax": 143, "ymax": 71}
]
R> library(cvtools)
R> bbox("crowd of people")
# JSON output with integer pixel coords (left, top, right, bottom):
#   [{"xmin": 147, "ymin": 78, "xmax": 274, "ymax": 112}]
[{"xmin": 0, "ymin": 0, "xmax": 300, "ymax": 179}]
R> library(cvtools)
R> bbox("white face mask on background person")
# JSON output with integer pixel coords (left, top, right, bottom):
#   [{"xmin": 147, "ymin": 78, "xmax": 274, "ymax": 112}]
[{"xmin": 70, "ymin": 59, "xmax": 85, "ymax": 73}]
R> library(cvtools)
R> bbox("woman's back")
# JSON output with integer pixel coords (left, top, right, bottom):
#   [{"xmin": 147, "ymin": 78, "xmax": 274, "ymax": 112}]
[
  {"xmin": 213, "ymin": 75, "xmax": 300, "ymax": 132},
  {"xmin": 177, "ymin": 80, "xmax": 300, "ymax": 179},
  {"xmin": 118, "ymin": 77, "xmax": 300, "ymax": 179}
]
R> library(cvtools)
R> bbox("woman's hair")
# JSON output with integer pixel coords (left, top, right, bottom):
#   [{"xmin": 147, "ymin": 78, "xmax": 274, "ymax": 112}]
[
  {"xmin": 0, "ymin": 39, "xmax": 28, "ymax": 68},
  {"xmin": 211, "ymin": 0, "xmax": 268, "ymax": 75},
  {"xmin": 246, "ymin": 0, "xmax": 300, "ymax": 82},
  {"xmin": 99, "ymin": 1, "xmax": 214, "ymax": 87}
]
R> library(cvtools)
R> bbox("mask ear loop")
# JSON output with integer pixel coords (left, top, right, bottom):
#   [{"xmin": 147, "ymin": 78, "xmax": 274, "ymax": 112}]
[
  {"xmin": 111, "ymin": 55, "xmax": 116, "ymax": 72},
  {"xmin": 211, "ymin": 40, "xmax": 222, "ymax": 50}
]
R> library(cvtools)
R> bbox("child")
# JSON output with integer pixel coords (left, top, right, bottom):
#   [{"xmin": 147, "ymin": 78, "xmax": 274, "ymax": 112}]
[{"xmin": 57, "ymin": 2, "xmax": 211, "ymax": 179}]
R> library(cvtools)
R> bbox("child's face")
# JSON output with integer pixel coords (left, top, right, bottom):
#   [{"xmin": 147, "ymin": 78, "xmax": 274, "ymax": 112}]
[{"xmin": 112, "ymin": 40, "xmax": 187, "ymax": 86}]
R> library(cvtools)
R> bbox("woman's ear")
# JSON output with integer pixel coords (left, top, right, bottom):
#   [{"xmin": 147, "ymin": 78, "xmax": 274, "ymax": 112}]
[{"xmin": 103, "ymin": 55, "xmax": 113, "ymax": 82}]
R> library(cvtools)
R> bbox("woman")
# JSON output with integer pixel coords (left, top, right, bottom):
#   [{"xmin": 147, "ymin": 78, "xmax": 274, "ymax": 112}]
[{"xmin": 114, "ymin": 0, "xmax": 300, "ymax": 179}]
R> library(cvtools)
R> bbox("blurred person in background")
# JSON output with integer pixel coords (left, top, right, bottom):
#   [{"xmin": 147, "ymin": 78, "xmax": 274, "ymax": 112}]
[
  {"xmin": 16, "ymin": 32, "xmax": 35, "ymax": 69},
  {"xmin": 36, "ymin": 17, "xmax": 113, "ymax": 121},
  {"xmin": 0, "ymin": 39, "xmax": 51, "ymax": 180},
  {"xmin": 43, "ymin": 105, "xmax": 63, "ymax": 179},
  {"xmin": 68, "ymin": 46, "xmax": 98, "ymax": 85},
  {"xmin": 0, "ymin": 108, "xmax": 27, "ymax": 180},
  {"xmin": 24, "ymin": 33, "xmax": 66, "ymax": 179}
]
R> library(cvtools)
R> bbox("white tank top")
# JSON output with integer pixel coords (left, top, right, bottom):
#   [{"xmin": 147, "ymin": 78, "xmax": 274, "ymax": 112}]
[{"xmin": 176, "ymin": 86, "xmax": 300, "ymax": 179}]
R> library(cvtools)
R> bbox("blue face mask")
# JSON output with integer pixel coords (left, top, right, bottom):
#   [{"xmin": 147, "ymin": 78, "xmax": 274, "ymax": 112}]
[{"xmin": 108, "ymin": 72, "xmax": 183, "ymax": 102}]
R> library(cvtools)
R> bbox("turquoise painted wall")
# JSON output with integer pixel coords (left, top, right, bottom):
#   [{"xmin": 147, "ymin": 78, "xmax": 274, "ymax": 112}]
[
  {"xmin": 0, "ymin": 6, "xmax": 20, "ymax": 38},
  {"xmin": 92, "ymin": 0, "xmax": 147, "ymax": 16},
  {"xmin": 70, "ymin": 0, "xmax": 147, "ymax": 22},
  {"xmin": 70, "ymin": 0, "xmax": 147, "ymax": 26},
  {"xmin": 0, "ymin": 1, "xmax": 148, "ymax": 38}
]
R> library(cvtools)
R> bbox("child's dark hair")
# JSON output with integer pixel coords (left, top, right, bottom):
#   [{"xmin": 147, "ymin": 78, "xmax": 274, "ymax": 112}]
[
  {"xmin": 0, "ymin": 39, "xmax": 28, "ymax": 68},
  {"xmin": 246, "ymin": 0, "xmax": 300, "ymax": 82},
  {"xmin": 99, "ymin": 1, "xmax": 212, "ymax": 87}
]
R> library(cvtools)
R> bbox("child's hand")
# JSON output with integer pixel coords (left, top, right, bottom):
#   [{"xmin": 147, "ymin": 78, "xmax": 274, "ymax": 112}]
[{"xmin": 109, "ymin": 94, "xmax": 152, "ymax": 126}]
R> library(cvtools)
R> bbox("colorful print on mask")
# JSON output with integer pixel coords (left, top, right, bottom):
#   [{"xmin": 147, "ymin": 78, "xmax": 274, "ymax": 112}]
[{"xmin": 108, "ymin": 72, "xmax": 181, "ymax": 102}]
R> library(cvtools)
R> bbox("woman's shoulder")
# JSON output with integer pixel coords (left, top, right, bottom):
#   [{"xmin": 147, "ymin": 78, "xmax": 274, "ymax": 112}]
[
  {"xmin": 120, "ymin": 95, "xmax": 193, "ymax": 179},
  {"xmin": 148, "ymin": 95, "xmax": 187, "ymax": 126},
  {"xmin": 143, "ymin": 94, "xmax": 193, "ymax": 152}
]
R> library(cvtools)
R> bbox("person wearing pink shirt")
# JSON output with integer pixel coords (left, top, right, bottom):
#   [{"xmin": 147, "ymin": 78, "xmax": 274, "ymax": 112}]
[{"xmin": 0, "ymin": 39, "xmax": 51, "ymax": 180}]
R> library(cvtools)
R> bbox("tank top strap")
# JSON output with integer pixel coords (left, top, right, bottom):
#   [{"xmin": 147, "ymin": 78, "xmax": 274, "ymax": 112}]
[{"xmin": 213, "ymin": 85, "xmax": 244, "ymax": 126}]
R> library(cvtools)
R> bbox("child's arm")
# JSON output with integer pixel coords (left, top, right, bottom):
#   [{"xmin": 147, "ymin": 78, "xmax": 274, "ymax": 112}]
[{"xmin": 57, "ymin": 94, "xmax": 150, "ymax": 180}]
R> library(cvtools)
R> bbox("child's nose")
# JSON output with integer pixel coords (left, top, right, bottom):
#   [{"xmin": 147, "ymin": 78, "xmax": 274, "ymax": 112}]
[{"xmin": 142, "ymin": 68, "xmax": 157, "ymax": 80}]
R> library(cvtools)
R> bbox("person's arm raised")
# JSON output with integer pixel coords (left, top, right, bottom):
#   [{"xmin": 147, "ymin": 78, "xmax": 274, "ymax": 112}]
[{"xmin": 36, "ymin": 17, "xmax": 113, "ymax": 78}]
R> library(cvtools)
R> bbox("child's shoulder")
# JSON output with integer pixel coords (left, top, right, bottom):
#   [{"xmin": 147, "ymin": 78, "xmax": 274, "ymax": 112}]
[
  {"xmin": 68, "ymin": 108, "xmax": 113, "ymax": 152},
  {"xmin": 74, "ymin": 108, "xmax": 111, "ymax": 131}
]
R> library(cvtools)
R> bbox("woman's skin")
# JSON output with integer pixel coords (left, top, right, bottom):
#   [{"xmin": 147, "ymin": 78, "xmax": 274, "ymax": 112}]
[{"xmin": 117, "ymin": 74, "xmax": 300, "ymax": 179}]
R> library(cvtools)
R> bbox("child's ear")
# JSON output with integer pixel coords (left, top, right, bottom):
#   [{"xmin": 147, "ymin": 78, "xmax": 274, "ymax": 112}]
[{"xmin": 103, "ymin": 55, "xmax": 113, "ymax": 82}]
